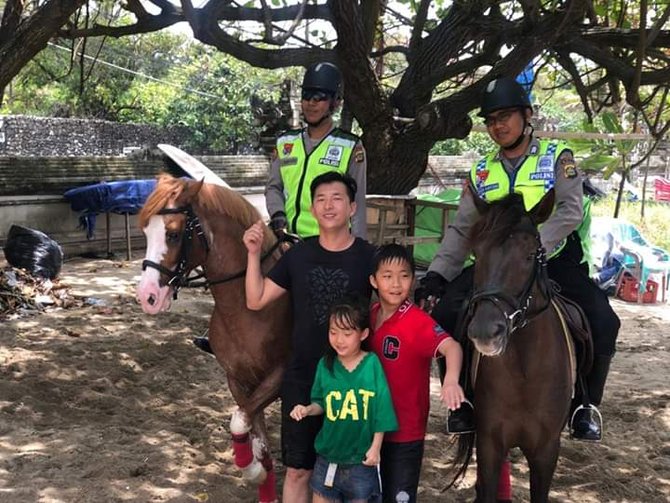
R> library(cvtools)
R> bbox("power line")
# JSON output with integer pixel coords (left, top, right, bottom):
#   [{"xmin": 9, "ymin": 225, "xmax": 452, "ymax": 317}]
[{"xmin": 47, "ymin": 42, "xmax": 223, "ymax": 99}]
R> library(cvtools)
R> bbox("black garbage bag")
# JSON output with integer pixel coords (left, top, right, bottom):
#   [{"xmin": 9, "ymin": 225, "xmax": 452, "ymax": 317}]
[{"xmin": 3, "ymin": 225, "xmax": 64, "ymax": 279}]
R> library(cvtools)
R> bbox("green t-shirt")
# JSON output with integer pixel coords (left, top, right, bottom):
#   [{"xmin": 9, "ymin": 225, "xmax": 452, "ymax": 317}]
[{"xmin": 311, "ymin": 352, "xmax": 398, "ymax": 464}]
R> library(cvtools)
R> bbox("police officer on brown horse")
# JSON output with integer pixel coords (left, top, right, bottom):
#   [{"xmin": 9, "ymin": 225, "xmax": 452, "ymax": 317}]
[{"xmin": 416, "ymin": 76, "xmax": 620, "ymax": 441}]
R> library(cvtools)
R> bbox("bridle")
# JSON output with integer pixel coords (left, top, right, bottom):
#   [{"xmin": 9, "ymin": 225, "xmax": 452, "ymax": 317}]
[
  {"xmin": 141, "ymin": 204, "xmax": 283, "ymax": 299},
  {"xmin": 466, "ymin": 233, "xmax": 553, "ymax": 336}
]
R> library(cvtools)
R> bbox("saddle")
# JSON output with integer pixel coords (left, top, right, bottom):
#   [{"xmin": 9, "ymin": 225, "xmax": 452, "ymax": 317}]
[{"xmin": 551, "ymin": 290, "xmax": 594, "ymax": 380}]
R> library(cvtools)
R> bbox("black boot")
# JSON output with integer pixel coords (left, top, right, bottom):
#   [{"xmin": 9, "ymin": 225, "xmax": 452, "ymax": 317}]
[
  {"xmin": 570, "ymin": 355, "xmax": 612, "ymax": 441},
  {"xmin": 193, "ymin": 336, "xmax": 214, "ymax": 355},
  {"xmin": 570, "ymin": 405, "xmax": 603, "ymax": 441}
]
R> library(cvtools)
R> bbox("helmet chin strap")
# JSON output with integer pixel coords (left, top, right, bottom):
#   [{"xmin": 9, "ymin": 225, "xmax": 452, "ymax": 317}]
[{"xmin": 502, "ymin": 119, "xmax": 534, "ymax": 151}]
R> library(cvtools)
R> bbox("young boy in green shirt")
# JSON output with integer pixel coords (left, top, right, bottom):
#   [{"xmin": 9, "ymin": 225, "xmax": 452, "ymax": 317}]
[{"xmin": 291, "ymin": 294, "xmax": 398, "ymax": 502}]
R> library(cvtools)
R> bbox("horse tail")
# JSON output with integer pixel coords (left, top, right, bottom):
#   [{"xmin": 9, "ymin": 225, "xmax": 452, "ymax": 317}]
[{"xmin": 444, "ymin": 432, "xmax": 475, "ymax": 490}]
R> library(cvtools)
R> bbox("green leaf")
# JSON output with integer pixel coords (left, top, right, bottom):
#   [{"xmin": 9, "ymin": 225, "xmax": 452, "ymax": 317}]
[
  {"xmin": 601, "ymin": 112, "xmax": 623, "ymax": 134},
  {"xmin": 579, "ymin": 154, "xmax": 618, "ymax": 172}
]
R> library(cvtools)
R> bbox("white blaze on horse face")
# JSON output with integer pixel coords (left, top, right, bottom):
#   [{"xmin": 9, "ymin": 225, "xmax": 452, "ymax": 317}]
[{"xmin": 136, "ymin": 215, "xmax": 173, "ymax": 314}]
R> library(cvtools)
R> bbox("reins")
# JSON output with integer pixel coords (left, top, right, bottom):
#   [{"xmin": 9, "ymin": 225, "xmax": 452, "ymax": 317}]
[
  {"xmin": 466, "ymin": 235, "xmax": 553, "ymax": 336},
  {"xmin": 142, "ymin": 204, "xmax": 292, "ymax": 299}
]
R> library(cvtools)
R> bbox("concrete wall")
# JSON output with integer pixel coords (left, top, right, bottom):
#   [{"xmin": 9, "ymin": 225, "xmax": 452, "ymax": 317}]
[
  {"xmin": 0, "ymin": 154, "xmax": 272, "ymax": 259},
  {"xmin": 1, "ymin": 195, "xmax": 144, "ymax": 259}
]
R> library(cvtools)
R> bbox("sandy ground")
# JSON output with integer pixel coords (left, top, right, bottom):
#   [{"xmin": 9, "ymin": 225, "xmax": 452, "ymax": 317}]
[{"xmin": 1, "ymin": 258, "xmax": 668, "ymax": 502}]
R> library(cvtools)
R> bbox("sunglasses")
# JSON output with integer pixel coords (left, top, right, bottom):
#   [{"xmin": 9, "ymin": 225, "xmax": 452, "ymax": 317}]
[{"xmin": 301, "ymin": 90, "xmax": 332, "ymax": 102}]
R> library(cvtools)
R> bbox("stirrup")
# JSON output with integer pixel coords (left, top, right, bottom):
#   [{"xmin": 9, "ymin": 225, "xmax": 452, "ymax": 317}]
[
  {"xmin": 447, "ymin": 399, "xmax": 475, "ymax": 435},
  {"xmin": 569, "ymin": 404, "xmax": 603, "ymax": 442}
]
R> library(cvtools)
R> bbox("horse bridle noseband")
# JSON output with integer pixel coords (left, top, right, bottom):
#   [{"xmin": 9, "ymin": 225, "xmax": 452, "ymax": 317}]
[
  {"xmin": 141, "ymin": 204, "xmax": 283, "ymax": 299},
  {"xmin": 467, "ymin": 236, "xmax": 553, "ymax": 336}
]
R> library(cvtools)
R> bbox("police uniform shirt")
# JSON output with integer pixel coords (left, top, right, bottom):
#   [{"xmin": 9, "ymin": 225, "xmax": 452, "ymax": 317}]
[
  {"xmin": 428, "ymin": 137, "xmax": 584, "ymax": 281},
  {"xmin": 265, "ymin": 125, "xmax": 368, "ymax": 239}
]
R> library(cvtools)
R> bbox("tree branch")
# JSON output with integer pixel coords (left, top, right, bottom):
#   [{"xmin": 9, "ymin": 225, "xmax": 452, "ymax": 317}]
[
  {"xmin": 628, "ymin": 0, "xmax": 647, "ymax": 107},
  {"xmin": 581, "ymin": 27, "xmax": 670, "ymax": 49},
  {"xmin": 0, "ymin": 0, "xmax": 25, "ymax": 46},
  {"xmin": 553, "ymin": 49, "xmax": 593, "ymax": 121},
  {"xmin": 0, "ymin": 0, "xmax": 88, "ymax": 92},
  {"xmin": 329, "ymin": 0, "xmax": 390, "ymax": 128},
  {"xmin": 408, "ymin": 0, "xmax": 431, "ymax": 57}
]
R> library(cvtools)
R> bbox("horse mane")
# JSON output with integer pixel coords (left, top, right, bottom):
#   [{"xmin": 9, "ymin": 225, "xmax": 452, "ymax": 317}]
[
  {"xmin": 468, "ymin": 193, "xmax": 537, "ymax": 248},
  {"xmin": 139, "ymin": 173, "xmax": 275, "ymax": 249}
]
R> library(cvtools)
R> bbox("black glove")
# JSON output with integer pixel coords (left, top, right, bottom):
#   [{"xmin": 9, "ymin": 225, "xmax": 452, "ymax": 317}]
[
  {"xmin": 269, "ymin": 211, "xmax": 288, "ymax": 234},
  {"xmin": 414, "ymin": 271, "xmax": 448, "ymax": 304}
]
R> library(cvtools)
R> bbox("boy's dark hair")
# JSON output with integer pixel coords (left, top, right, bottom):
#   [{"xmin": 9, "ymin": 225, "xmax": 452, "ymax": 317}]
[
  {"xmin": 310, "ymin": 171, "xmax": 357, "ymax": 202},
  {"xmin": 371, "ymin": 243, "xmax": 416, "ymax": 276},
  {"xmin": 324, "ymin": 293, "xmax": 370, "ymax": 373}
]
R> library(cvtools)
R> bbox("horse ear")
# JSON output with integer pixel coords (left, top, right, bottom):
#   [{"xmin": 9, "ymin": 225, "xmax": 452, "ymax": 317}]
[
  {"xmin": 184, "ymin": 178, "xmax": 205, "ymax": 199},
  {"xmin": 529, "ymin": 189, "xmax": 555, "ymax": 225}
]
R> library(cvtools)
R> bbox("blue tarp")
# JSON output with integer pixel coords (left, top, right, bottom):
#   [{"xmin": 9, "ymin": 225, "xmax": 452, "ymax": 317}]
[
  {"xmin": 64, "ymin": 180, "xmax": 156, "ymax": 239},
  {"xmin": 516, "ymin": 63, "xmax": 535, "ymax": 103}
]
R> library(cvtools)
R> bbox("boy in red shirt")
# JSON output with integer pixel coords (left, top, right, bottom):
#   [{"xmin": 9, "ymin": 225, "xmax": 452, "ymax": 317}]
[{"xmin": 367, "ymin": 244, "xmax": 470, "ymax": 502}]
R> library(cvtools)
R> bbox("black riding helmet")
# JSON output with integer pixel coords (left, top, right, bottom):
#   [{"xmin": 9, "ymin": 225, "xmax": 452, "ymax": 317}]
[
  {"xmin": 478, "ymin": 76, "xmax": 531, "ymax": 117},
  {"xmin": 302, "ymin": 62, "xmax": 342, "ymax": 99}
]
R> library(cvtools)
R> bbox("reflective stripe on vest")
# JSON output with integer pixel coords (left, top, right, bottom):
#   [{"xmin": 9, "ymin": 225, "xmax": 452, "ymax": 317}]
[
  {"xmin": 470, "ymin": 139, "xmax": 576, "ymax": 258},
  {"xmin": 277, "ymin": 129, "xmax": 356, "ymax": 237}
]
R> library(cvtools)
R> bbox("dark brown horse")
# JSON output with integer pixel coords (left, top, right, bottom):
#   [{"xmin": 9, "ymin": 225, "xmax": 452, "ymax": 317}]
[
  {"xmin": 453, "ymin": 190, "xmax": 575, "ymax": 503},
  {"xmin": 136, "ymin": 174, "xmax": 291, "ymax": 503}
]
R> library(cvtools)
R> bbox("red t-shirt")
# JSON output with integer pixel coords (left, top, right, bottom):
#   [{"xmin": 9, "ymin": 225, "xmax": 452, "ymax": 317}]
[{"xmin": 369, "ymin": 299, "xmax": 451, "ymax": 443}]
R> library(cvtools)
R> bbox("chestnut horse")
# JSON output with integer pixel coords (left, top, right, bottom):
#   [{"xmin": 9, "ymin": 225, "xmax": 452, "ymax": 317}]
[
  {"xmin": 451, "ymin": 190, "xmax": 577, "ymax": 502},
  {"xmin": 136, "ymin": 174, "xmax": 291, "ymax": 503}
]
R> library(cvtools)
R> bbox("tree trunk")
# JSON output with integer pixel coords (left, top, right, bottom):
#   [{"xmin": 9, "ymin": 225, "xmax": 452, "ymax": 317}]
[
  {"xmin": 0, "ymin": 0, "xmax": 87, "ymax": 92},
  {"xmin": 363, "ymin": 119, "xmax": 435, "ymax": 194}
]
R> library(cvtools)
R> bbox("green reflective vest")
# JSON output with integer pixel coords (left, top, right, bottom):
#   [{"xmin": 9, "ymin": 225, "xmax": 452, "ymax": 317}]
[
  {"xmin": 469, "ymin": 139, "xmax": 588, "ymax": 259},
  {"xmin": 276, "ymin": 128, "xmax": 357, "ymax": 237}
]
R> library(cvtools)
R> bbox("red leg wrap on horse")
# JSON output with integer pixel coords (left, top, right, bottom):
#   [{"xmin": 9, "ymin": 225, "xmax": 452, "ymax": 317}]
[
  {"xmin": 258, "ymin": 465, "xmax": 277, "ymax": 502},
  {"xmin": 496, "ymin": 459, "xmax": 512, "ymax": 501},
  {"xmin": 231, "ymin": 432, "xmax": 253, "ymax": 468}
]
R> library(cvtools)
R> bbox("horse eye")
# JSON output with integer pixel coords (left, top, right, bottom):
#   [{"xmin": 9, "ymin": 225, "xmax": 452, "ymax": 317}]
[{"xmin": 166, "ymin": 231, "xmax": 181, "ymax": 243}]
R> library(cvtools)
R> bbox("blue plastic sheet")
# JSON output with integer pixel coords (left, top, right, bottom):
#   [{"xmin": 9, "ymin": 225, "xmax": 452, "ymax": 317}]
[{"xmin": 64, "ymin": 180, "xmax": 156, "ymax": 239}]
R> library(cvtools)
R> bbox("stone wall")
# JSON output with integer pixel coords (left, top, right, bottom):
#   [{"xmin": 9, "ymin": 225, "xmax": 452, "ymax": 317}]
[
  {"xmin": 0, "ymin": 155, "xmax": 271, "ymax": 196},
  {"xmin": 0, "ymin": 115, "xmax": 190, "ymax": 157}
]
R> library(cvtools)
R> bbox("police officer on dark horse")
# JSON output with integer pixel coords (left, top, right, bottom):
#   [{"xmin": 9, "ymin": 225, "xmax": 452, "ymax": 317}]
[{"xmin": 416, "ymin": 76, "xmax": 620, "ymax": 442}]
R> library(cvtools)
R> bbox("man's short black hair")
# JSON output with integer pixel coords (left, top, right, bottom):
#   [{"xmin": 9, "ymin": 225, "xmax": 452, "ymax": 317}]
[{"xmin": 310, "ymin": 171, "xmax": 357, "ymax": 202}]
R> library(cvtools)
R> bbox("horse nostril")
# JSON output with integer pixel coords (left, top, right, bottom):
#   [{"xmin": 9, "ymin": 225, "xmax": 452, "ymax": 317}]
[
  {"xmin": 492, "ymin": 321, "xmax": 507, "ymax": 338},
  {"xmin": 148, "ymin": 294, "xmax": 156, "ymax": 306}
]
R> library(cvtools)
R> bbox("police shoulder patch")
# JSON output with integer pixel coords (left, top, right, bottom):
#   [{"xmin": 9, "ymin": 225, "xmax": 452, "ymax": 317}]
[
  {"xmin": 563, "ymin": 163, "xmax": 578, "ymax": 179},
  {"xmin": 353, "ymin": 145, "xmax": 365, "ymax": 163}
]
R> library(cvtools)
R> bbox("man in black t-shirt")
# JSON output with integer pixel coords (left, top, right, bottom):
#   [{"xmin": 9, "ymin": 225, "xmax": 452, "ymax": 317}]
[{"xmin": 244, "ymin": 171, "xmax": 374, "ymax": 503}]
